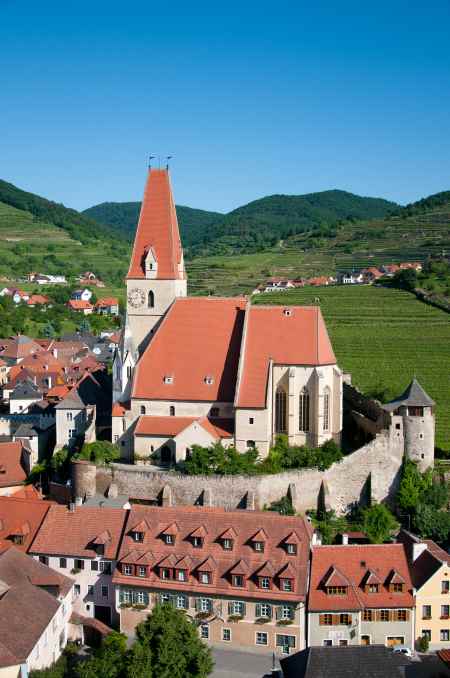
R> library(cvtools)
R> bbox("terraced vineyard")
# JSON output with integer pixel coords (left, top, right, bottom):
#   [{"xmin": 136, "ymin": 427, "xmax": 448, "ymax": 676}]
[
  {"xmin": 253, "ymin": 285, "xmax": 450, "ymax": 453},
  {"xmin": 187, "ymin": 202, "xmax": 450, "ymax": 296}
]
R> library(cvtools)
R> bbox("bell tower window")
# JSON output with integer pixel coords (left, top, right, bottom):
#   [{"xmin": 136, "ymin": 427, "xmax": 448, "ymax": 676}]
[
  {"xmin": 323, "ymin": 387, "xmax": 330, "ymax": 432},
  {"xmin": 299, "ymin": 389, "xmax": 310, "ymax": 432},
  {"xmin": 275, "ymin": 388, "xmax": 287, "ymax": 434},
  {"xmin": 148, "ymin": 291, "xmax": 155, "ymax": 308}
]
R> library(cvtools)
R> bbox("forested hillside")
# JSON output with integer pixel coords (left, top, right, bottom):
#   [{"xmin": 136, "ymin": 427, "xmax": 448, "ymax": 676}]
[
  {"xmin": 84, "ymin": 189, "xmax": 397, "ymax": 255},
  {"xmin": 84, "ymin": 201, "xmax": 224, "ymax": 247}
]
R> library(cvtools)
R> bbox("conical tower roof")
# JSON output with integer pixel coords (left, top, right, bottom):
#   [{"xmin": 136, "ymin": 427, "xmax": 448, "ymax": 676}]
[
  {"xmin": 384, "ymin": 378, "xmax": 435, "ymax": 411},
  {"xmin": 127, "ymin": 168, "xmax": 185, "ymax": 281}
]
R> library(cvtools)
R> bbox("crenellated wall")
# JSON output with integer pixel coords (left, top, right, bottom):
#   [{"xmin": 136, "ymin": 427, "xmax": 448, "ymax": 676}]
[{"xmin": 71, "ymin": 426, "xmax": 403, "ymax": 515}]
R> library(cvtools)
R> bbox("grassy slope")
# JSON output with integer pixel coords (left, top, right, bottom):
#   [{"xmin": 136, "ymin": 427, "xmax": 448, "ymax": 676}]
[
  {"xmin": 253, "ymin": 285, "xmax": 450, "ymax": 452},
  {"xmin": 187, "ymin": 200, "xmax": 450, "ymax": 295}
]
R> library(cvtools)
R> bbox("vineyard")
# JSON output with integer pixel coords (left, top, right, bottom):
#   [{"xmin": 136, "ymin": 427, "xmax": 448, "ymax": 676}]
[{"xmin": 253, "ymin": 285, "xmax": 450, "ymax": 453}]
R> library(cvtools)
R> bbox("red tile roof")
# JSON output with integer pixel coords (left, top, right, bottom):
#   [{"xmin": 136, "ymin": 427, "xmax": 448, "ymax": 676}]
[
  {"xmin": 68, "ymin": 299, "xmax": 93, "ymax": 311},
  {"xmin": 236, "ymin": 306, "xmax": 336, "ymax": 408},
  {"xmin": 26, "ymin": 294, "xmax": 49, "ymax": 305},
  {"xmin": 309, "ymin": 545, "xmax": 413, "ymax": 612},
  {"xmin": 0, "ymin": 441, "xmax": 28, "ymax": 488},
  {"xmin": 127, "ymin": 169, "xmax": 185, "ymax": 281},
  {"xmin": 95, "ymin": 297, "xmax": 119, "ymax": 308},
  {"xmin": 0, "ymin": 496, "xmax": 52, "ymax": 552},
  {"xmin": 135, "ymin": 415, "xmax": 234, "ymax": 440},
  {"xmin": 29, "ymin": 504, "xmax": 128, "ymax": 560},
  {"xmin": 437, "ymin": 650, "xmax": 450, "ymax": 667},
  {"xmin": 113, "ymin": 505, "xmax": 312, "ymax": 602},
  {"xmin": 112, "ymin": 401, "xmax": 130, "ymax": 416},
  {"xmin": 133, "ymin": 297, "xmax": 246, "ymax": 402}
]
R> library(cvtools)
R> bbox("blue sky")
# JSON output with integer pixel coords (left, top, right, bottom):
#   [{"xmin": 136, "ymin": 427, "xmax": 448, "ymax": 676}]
[{"xmin": 1, "ymin": 0, "xmax": 449, "ymax": 212}]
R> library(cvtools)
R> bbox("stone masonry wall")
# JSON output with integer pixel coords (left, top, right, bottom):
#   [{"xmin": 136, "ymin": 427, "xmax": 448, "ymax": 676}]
[{"xmin": 72, "ymin": 428, "xmax": 404, "ymax": 515}]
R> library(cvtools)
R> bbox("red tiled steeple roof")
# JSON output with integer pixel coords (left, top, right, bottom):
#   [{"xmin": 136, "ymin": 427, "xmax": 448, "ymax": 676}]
[{"xmin": 127, "ymin": 169, "xmax": 185, "ymax": 281}]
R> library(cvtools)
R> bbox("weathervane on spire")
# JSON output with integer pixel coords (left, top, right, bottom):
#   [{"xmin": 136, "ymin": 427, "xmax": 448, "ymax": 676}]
[
  {"xmin": 148, "ymin": 155, "xmax": 156, "ymax": 169},
  {"xmin": 166, "ymin": 156, "xmax": 173, "ymax": 170}
]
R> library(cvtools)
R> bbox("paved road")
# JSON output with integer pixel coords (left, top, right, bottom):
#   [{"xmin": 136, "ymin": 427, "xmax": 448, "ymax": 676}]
[{"xmin": 211, "ymin": 648, "xmax": 281, "ymax": 678}]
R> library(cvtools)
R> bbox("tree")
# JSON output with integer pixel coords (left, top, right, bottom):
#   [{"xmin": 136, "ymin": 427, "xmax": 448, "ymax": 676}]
[
  {"xmin": 396, "ymin": 459, "xmax": 431, "ymax": 513},
  {"xmin": 412, "ymin": 504, "xmax": 450, "ymax": 543},
  {"xmin": 135, "ymin": 604, "xmax": 213, "ymax": 678},
  {"xmin": 78, "ymin": 317, "xmax": 91, "ymax": 334},
  {"xmin": 124, "ymin": 640, "xmax": 153, "ymax": 678},
  {"xmin": 75, "ymin": 441, "xmax": 120, "ymax": 465},
  {"xmin": 362, "ymin": 503, "xmax": 398, "ymax": 544},
  {"xmin": 41, "ymin": 321, "xmax": 56, "ymax": 339},
  {"xmin": 75, "ymin": 632, "xmax": 127, "ymax": 678}
]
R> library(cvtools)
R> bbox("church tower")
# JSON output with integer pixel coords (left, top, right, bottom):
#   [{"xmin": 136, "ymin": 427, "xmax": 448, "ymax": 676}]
[
  {"xmin": 113, "ymin": 168, "xmax": 187, "ymax": 401},
  {"xmin": 125, "ymin": 167, "xmax": 187, "ymax": 351}
]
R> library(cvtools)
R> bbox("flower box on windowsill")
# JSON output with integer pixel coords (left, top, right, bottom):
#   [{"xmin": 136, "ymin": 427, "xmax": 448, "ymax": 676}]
[
  {"xmin": 422, "ymin": 616, "xmax": 432, "ymax": 620},
  {"xmin": 132, "ymin": 604, "xmax": 147, "ymax": 611},
  {"xmin": 440, "ymin": 615, "xmax": 450, "ymax": 620},
  {"xmin": 227, "ymin": 614, "xmax": 243, "ymax": 622},
  {"xmin": 196, "ymin": 611, "xmax": 211, "ymax": 620},
  {"xmin": 71, "ymin": 568, "xmax": 81, "ymax": 575},
  {"xmin": 120, "ymin": 602, "xmax": 132, "ymax": 609},
  {"xmin": 255, "ymin": 617, "xmax": 270, "ymax": 624},
  {"xmin": 277, "ymin": 619, "xmax": 293, "ymax": 626}
]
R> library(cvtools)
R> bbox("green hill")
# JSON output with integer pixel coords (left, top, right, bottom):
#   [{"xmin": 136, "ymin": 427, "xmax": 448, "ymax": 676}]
[
  {"xmin": 83, "ymin": 201, "xmax": 225, "ymax": 247},
  {"xmin": 0, "ymin": 197, "xmax": 130, "ymax": 286},
  {"xmin": 84, "ymin": 189, "xmax": 397, "ymax": 255}
]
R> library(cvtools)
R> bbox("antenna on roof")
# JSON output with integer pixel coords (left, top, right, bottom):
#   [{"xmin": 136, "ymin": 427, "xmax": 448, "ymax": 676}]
[
  {"xmin": 166, "ymin": 156, "xmax": 173, "ymax": 170},
  {"xmin": 148, "ymin": 155, "xmax": 156, "ymax": 169}
]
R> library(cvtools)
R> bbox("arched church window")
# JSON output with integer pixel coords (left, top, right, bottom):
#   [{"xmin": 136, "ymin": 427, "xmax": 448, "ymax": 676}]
[
  {"xmin": 299, "ymin": 389, "xmax": 310, "ymax": 432},
  {"xmin": 323, "ymin": 387, "xmax": 330, "ymax": 431},
  {"xmin": 148, "ymin": 291, "xmax": 155, "ymax": 308},
  {"xmin": 275, "ymin": 388, "xmax": 287, "ymax": 434}
]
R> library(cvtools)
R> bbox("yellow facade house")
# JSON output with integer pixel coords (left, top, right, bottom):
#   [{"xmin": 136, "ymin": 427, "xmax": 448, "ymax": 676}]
[{"xmin": 399, "ymin": 530, "xmax": 450, "ymax": 650}]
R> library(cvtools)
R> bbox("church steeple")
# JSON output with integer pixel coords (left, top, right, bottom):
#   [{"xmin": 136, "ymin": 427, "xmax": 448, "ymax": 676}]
[
  {"xmin": 127, "ymin": 168, "xmax": 185, "ymax": 282},
  {"xmin": 125, "ymin": 168, "xmax": 187, "ymax": 352}
]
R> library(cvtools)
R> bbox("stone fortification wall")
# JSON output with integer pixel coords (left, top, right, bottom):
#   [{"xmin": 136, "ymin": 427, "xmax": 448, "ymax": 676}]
[{"xmin": 71, "ymin": 428, "xmax": 403, "ymax": 515}]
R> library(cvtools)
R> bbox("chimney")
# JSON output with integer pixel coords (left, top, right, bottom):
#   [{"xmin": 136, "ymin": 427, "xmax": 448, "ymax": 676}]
[
  {"xmin": 341, "ymin": 533, "xmax": 349, "ymax": 545},
  {"xmin": 312, "ymin": 532, "xmax": 322, "ymax": 546},
  {"xmin": 68, "ymin": 502, "xmax": 76, "ymax": 513}
]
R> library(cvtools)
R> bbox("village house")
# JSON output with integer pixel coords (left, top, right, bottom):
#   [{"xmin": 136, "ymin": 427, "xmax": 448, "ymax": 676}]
[
  {"xmin": 307, "ymin": 544, "xmax": 414, "ymax": 649},
  {"xmin": 95, "ymin": 297, "xmax": 119, "ymax": 316},
  {"xmin": 0, "ymin": 495, "xmax": 51, "ymax": 551},
  {"xmin": 0, "ymin": 335, "xmax": 44, "ymax": 365},
  {"xmin": 67, "ymin": 299, "xmax": 93, "ymax": 315},
  {"xmin": 306, "ymin": 276, "xmax": 335, "ymax": 287},
  {"xmin": 113, "ymin": 169, "xmax": 343, "ymax": 463},
  {"xmin": 26, "ymin": 294, "xmax": 50, "ymax": 307},
  {"xmin": 360, "ymin": 267, "xmax": 383, "ymax": 283},
  {"xmin": 79, "ymin": 272, "xmax": 105, "ymax": 288},
  {"xmin": 0, "ymin": 547, "xmax": 73, "ymax": 677},
  {"xmin": 398, "ymin": 530, "xmax": 450, "ymax": 650},
  {"xmin": 113, "ymin": 505, "xmax": 312, "ymax": 655},
  {"xmin": 31, "ymin": 273, "xmax": 67, "ymax": 285},
  {"xmin": 29, "ymin": 504, "xmax": 128, "ymax": 627},
  {"xmin": 337, "ymin": 271, "xmax": 364, "ymax": 285}
]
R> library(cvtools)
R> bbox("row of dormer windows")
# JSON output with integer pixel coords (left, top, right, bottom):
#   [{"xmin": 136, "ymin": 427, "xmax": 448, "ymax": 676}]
[
  {"xmin": 326, "ymin": 583, "xmax": 405, "ymax": 596},
  {"xmin": 130, "ymin": 530, "xmax": 298, "ymax": 555}
]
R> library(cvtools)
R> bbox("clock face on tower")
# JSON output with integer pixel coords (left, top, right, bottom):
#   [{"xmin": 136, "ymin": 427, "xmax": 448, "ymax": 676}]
[{"xmin": 127, "ymin": 287, "xmax": 146, "ymax": 309}]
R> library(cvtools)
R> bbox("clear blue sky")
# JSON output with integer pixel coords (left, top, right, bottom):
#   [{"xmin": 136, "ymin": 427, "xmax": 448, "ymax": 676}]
[{"xmin": 1, "ymin": 0, "xmax": 449, "ymax": 213}]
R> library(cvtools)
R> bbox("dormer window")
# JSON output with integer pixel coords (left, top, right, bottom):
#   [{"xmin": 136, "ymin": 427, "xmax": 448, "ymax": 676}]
[
  {"xmin": 190, "ymin": 525, "xmax": 207, "ymax": 548},
  {"xmin": 133, "ymin": 531, "xmax": 144, "ymax": 543},
  {"xmin": 177, "ymin": 569, "xmax": 187, "ymax": 582},
  {"xmin": 223, "ymin": 538, "xmax": 233, "ymax": 551},
  {"xmin": 123, "ymin": 564, "xmax": 132, "ymax": 576},
  {"xmin": 163, "ymin": 376, "xmax": 173, "ymax": 384},
  {"xmin": 326, "ymin": 586, "xmax": 347, "ymax": 595},
  {"xmin": 199, "ymin": 571, "xmax": 211, "ymax": 585},
  {"xmin": 138, "ymin": 566, "xmax": 147, "ymax": 577},
  {"xmin": 392, "ymin": 583, "xmax": 404, "ymax": 593},
  {"xmin": 232, "ymin": 574, "xmax": 244, "ymax": 587},
  {"xmin": 164, "ymin": 534, "xmax": 174, "ymax": 545},
  {"xmin": 286, "ymin": 543, "xmax": 297, "ymax": 555},
  {"xmin": 368, "ymin": 584, "xmax": 379, "ymax": 593},
  {"xmin": 204, "ymin": 376, "xmax": 214, "ymax": 385},
  {"xmin": 11, "ymin": 534, "xmax": 24, "ymax": 545},
  {"xmin": 160, "ymin": 568, "xmax": 171, "ymax": 580},
  {"xmin": 280, "ymin": 578, "xmax": 293, "ymax": 592},
  {"xmin": 259, "ymin": 576, "xmax": 271, "ymax": 590},
  {"xmin": 193, "ymin": 536, "xmax": 203, "ymax": 548},
  {"xmin": 254, "ymin": 541, "xmax": 264, "ymax": 553}
]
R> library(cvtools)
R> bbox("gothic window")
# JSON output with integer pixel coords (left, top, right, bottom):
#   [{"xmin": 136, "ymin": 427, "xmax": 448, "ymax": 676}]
[
  {"xmin": 148, "ymin": 291, "xmax": 155, "ymax": 308},
  {"xmin": 323, "ymin": 387, "xmax": 330, "ymax": 432},
  {"xmin": 299, "ymin": 389, "xmax": 310, "ymax": 432},
  {"xmin": 275, "ymin": 388, "xmax": 287, "ymax": 434}
]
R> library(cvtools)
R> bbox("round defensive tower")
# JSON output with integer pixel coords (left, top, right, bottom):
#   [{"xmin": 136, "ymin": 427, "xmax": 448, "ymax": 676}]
[
  {"xmin": 384, "ymin": 378, "xmax": 435, "ymax": 472},
  {"xmin": 71, "ymin": 459, "xmax": 97, "ymax": 501}
]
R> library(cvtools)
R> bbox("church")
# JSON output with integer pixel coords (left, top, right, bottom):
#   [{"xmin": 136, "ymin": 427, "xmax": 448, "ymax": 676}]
[{"xmin": 112, "ymin": 168, "xmax": 343, "ymax": 464}]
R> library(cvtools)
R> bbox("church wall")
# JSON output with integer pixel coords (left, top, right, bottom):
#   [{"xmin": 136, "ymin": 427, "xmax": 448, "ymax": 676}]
[
  {"xmin": 235, "ymin": 408, "xmax": 271, "ymax": 457},
  {"xmin": 130, "ymin": 399, "xmax": 234, "ymax": 420}
]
